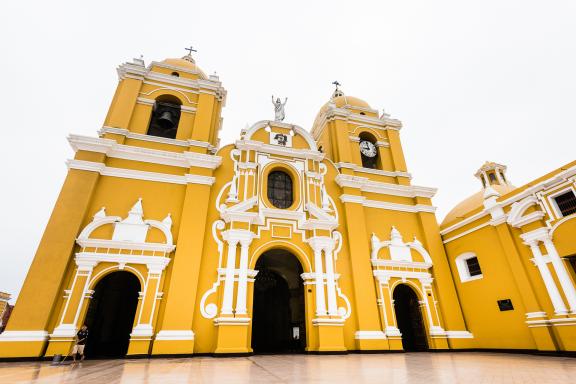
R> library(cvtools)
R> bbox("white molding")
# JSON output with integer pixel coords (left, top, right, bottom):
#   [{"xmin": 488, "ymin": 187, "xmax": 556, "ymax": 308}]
[
  {"xmin": 213, "ymin": 317, "xmax": 251, "ymax": 326},
  {"xmin": 185, "ymin": 174, "xmax": 216, "ymax": 185},
  {"xmin": 0, "ymin": 331, "xmax": 49, "ymax": 342},
  {"xmin": 67, "ymin": 160, "xmax": 216, "ymax": 186},
  {"xmin": 339, "ymin": 194, "xmax": 436, "ymax": 213},
  {"xmin": 335, "ymin": 174, "xmax": 436, "ymax": 198},
  {"xmin": 76, "ymin": 253, "xmax": 171, "ymax": 272},
  {"xmin": 155, "ymin": 330, "xmax": 195, "ymax": 341},
  {"xmin": 237, "ymin": 139, "xmax": 324, "ymax": 161},
  {"xmin": 130, "ymin": 324, "xmax": 154, "ymax": 337},
  {"xmin": 444, "ymin": 331, "xmax": 474, "ymax": 339},
  {"xmin": 244, "ymin": 120, "xmax": 319, "ymax": 151},
  {"xmin": 334, "ymin": 162, "xmax": 411, "ymax": 179},
  {"xmin": 69, "ymin": 134, "xmax": 221, "ymax": 169},
  {"xmin": 354, "ymin": 330, "xmax": 387, "ymax": 340},
  {"xmin": 76, "ymin": 239, "xmax": 175, "ymax": 253},
  {"xmin": 454, "ymin": 252, "xmax": 484, "ymax": 283}
]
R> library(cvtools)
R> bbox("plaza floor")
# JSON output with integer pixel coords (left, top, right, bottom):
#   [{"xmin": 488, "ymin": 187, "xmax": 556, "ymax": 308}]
[{"xmin": 0, "ymin": 352, "xmax": 574, "ymax": 384}]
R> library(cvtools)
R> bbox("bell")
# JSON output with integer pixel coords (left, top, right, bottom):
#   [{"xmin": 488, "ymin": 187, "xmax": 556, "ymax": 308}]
[{"xmin": 157, "ymin": 111, "xmax": 175, "ymax": 129}]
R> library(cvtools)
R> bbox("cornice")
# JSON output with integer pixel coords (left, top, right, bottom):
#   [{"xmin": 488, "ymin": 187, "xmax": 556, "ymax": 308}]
[
  {"xmin": 67, "ymin": 159, "xmax": 216, "ymax": 186},
  {"xmin": 335, "ymin": 174, "xmax": 436, "ymax": 198},
  {"xmin": 69, "ymin": 134, "xmax": 221, "ymax": 169},
  {"xmin": 339, "ymin": 194, "xmax": 436, "ymax": 213},
  {"xmin": 334, "ymin": 162, "xmax": 412, "ymax": 179},
  {"xmin": 236, "ymin": 139, "xmax": 324, "ymax": 161}
]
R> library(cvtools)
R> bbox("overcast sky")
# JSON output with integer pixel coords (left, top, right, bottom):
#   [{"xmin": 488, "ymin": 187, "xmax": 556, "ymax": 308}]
[{"xmin": 1, "ymin": 1, "xmax": 575, "ymax": 302}]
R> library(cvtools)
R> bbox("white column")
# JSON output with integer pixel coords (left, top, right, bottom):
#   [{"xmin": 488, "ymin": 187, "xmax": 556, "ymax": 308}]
[
  {"xmin": 543, "ymin": 238, "xmax": 576, "ymax": 312},
  {"xmin": 313, "ymin": 248, "xmax": 327, "ymax": 316},
  {"xmin": 235, "ymin": 238, "xmax": 252, "ymax": 315},
  {"xmin": 529, "ymin": 242, "xmax": 568, "ymax": 315},
  {"xmin": 323, "ymin": 245, "xmax": 338, "ymax": 316},
  {"xmin": 221, "ymin": 239, "xmax": 239, "ymax": 315}
]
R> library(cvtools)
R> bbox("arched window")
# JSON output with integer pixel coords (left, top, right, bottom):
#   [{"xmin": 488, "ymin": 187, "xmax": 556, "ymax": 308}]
[
  {"xmin": 147, "ymin": 95, "xmax": 182, "ymax": 139},
  {"xmin": 359, "ymin": 133, "xmax": 378, "ymax": 169},
  {"xmin": 267, "ymin": 171, "xmax": 293, "ymax": 209}
]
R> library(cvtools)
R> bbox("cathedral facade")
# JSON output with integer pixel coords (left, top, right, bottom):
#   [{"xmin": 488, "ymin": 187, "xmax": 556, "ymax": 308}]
[{"xmin": 1, "ymin": 53, "xmax": 575, "ymax": 358}]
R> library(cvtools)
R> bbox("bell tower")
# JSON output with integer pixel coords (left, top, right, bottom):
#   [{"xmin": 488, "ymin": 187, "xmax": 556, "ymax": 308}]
[
  {"xmin": 102, "ymin": 49, "xmax": 226, "ymax": 153},
  {"xmin": 311, "ymin": 84, "xmax": 409, "ymax": 185}
]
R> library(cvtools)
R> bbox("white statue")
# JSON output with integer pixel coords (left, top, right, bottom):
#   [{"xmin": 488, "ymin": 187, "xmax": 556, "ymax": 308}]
[{"xmin": 271, "ymin": 95, "xmax": 288, "ymax": 121}]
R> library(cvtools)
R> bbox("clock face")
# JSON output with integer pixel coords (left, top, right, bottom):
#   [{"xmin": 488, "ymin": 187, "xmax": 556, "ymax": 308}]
[{"xmin": 360, "ymin": 140, "xmax": 377, "ymax": 158}]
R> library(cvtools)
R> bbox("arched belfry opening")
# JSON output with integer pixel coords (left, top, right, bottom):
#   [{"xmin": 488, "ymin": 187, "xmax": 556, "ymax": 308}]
[
  {"xmin": 393, "ymin": 284, "xmax": 428, "ymax": 351},
  {"xmin": 359, "ymin": 132, "xmax": 379, "ymax": 169},
  {"xmin": 251, "ymin": 249, "xmax": 306, "ymax": 353},
  {"xmin": 147, "ymin": 95, "xmax": 182, "ymax": 139},
  {"xmin": 83, "ymin": 271, "xmax": 140, "ymax": 358}
]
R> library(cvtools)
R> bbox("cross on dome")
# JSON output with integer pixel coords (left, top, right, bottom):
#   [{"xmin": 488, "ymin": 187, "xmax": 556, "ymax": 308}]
[{"xmin": 183, "ymin": 45, "xmax": 197, "ymax": 63}]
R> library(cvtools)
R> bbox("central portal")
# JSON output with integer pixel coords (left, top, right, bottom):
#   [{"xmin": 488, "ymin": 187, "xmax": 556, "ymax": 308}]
[{"xmin": 251, "ymin": 249, "xmax": 306, "ymax": 353}]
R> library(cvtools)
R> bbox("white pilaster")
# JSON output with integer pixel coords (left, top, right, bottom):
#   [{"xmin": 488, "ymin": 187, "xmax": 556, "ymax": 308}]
[
  {"xmin": 221, "ymin": 238, "xmax": 239, "ymax": 315},
  {"xmin": 313, "ymin": 248, "xmax": 327, "ymax": 316},
  {"xmin": 323, "ymin": 244, "xmax": 338, "ymax": 316},
  {"xmin": 543, "ymin": 238, "xmax": 576, "ymax": 312},
  {"xmin": 235, "ymin": 234, "xmax": 254, "ymax": 315},
  {"xmin": 528, "ymin": 242, "xmax": 568, "ymax": 315}
]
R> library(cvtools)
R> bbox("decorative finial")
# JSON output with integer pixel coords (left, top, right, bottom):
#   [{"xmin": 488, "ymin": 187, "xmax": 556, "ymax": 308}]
[
  {"xmin": 332, "ymin": 80, "xmax": 341, "ymax": 90},
  {"xmin": 185, "ymin": 45, "xmax": 197, "ymax": 56}
]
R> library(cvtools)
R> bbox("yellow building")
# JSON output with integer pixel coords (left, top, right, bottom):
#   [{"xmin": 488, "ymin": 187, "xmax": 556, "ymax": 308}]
[{"xmin": 0, "ymin": 52, "xmax": 574, "ymax": 358}]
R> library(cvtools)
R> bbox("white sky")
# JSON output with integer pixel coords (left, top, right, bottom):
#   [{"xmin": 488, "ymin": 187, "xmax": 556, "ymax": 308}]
[{"xmin": 1, "ymin": 1, "xmax": 575, "ymax": 302}]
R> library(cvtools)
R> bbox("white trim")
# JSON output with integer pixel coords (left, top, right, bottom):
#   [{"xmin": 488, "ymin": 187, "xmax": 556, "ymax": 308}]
[
  {"xmin": 76, "ymin": 253, "xmax": 171, "ymax": 272},
  {"xmin": 0, "ymin": 331, "xmax": 49, "ymax": 342},
  {"xmin": 244, "ymin": 120, "xmax": 318, "ymax": 151},
  {"xmin": 237, "ymin": 139, "xmax": 324, "ymax": 161},
  {"xmin": 76, "ymin": 238, "xmax": 175, "ymax": 253},
  {"xmin": 454, "ymin": 252, "xmax": 483, "ymax": 283},
  {"xmin": 69, "ymin": 134, "xmax": 221, "ymax": 169},
  {"xmin": 335, "ymin": 174, "xmax": 436, "ymax": 198},
  {"xmin": 444, "ymin": 331, "xmax": 474, "ymax": 339},
  {"xmin": 155, "ymin": 330, "xmax": 195, "ymax": 341},
  {"xmin": 354, "ymin": 330, "xmax": 387, "ymax": 340},
  {"xmin": 339, "ymin": 194, "xmax": 436, "ymax": 213},
  {"xmin": 213, "ymin": 317, "xmax": 251, "ymax": 326},
  {"xmin": 67, "ymin": 160, "xmax": 216, "ymax": 186},
  {"xmin": 334, "ymin": 162, "xmax": 412, "ymax": 179}
]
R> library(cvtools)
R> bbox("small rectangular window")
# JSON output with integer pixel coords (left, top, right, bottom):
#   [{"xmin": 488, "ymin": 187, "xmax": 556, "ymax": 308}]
[
  {"xmin": 465, "ymin": 257, "xmax": 482, "ymax": 277},
  {"xmin": 497, "ymin": 299, "xmax": 514, "ymax": 311},
  {"xmin": 554, "ymin": 191, "xmax": 576, "ymax": 217}
]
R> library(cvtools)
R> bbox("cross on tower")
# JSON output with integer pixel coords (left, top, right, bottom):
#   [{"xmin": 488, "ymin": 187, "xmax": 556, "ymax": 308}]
[
  {"xmin": 332, "ymin": 80, "xmax": 341, "ymax": 90},
  {"xmin": 185, "ymin": 46, "xmax": 197, "ymax": 56}
]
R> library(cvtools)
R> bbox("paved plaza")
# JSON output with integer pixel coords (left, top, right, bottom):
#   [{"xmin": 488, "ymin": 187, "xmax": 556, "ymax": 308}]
[{"xmin": 0, "ymin": 352, "xmax": 574, "ymax": 384}]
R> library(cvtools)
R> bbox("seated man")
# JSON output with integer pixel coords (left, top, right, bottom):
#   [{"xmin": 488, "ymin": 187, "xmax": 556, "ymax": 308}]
[{"xmin": 72, "ymin": 325, "xmax": 89, "ymax": 362}]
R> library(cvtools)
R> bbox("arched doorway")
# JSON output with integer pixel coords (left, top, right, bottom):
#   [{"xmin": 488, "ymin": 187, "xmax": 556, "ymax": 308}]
[
  {"xmin": 251, "ymin": 249, "xmax": 306, "ymax": 353},
  {"xmin": 393, "ymin": 284, "xmax": 428, "ymax": 351},
  {"xmin": 84, "ymin": 271, "xmax": 140, "ymax": 358}
]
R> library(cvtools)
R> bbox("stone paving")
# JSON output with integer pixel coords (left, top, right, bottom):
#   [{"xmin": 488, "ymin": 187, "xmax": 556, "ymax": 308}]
[{"xmin": 0, "ymin": 352, "xmax": 575, "ymax": 383}]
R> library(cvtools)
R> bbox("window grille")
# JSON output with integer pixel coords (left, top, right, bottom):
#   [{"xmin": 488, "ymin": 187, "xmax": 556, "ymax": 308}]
[
  {"xmin": 267, "ymin": 171, "xmax": 293, "ymax": 209},
  {"xmin": 465, "ymin": 257, "xmax": 482, "ymax": 277},
  {"xmin": 554, "ymin": 191, "xmax": 576, "ymax": 217}
]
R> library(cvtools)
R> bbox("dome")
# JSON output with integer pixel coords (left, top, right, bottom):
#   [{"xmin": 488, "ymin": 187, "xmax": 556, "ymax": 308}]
[
  {"xmin": 441, "ymin": 184, "xmax": 516, "ymax": 227},
  {"xmin": 160, "ymin": 56, "xmax": 207, "ymax": 78},
  {"xmin": 314, "ymin": 90, "xmax": 374, "ymax": 125}
]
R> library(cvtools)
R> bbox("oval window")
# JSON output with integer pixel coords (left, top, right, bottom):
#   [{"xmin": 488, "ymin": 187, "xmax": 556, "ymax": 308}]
[{"xmin": 267, "ymin": 171, "xmax": 293, "ymax": 209}]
